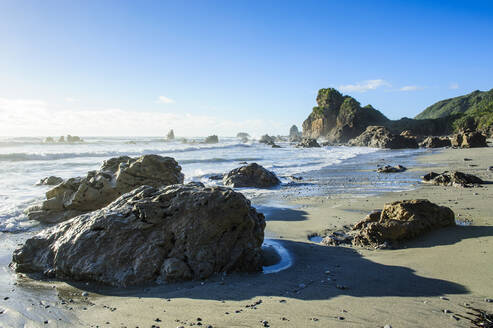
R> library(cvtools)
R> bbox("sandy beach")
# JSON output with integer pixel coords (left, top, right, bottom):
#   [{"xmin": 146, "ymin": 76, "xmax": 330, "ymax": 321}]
[{"xmin": 2, "ymin": 146, "xmax": 487, "ymax": 328}]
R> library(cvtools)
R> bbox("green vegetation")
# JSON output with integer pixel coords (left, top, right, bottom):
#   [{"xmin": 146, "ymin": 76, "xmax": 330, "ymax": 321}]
[
  {"xmin": 416, "ymin": 89, "xmax": 493, "ymax": 120},
  {"xmin": 452, "ymin": 97, "xmax": 493, "ymax": 133}
]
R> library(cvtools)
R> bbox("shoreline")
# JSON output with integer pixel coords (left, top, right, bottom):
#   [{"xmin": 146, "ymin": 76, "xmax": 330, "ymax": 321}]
[{"xmin": 2, "ymin": 146, "xmax": 492, "ymax": 327}]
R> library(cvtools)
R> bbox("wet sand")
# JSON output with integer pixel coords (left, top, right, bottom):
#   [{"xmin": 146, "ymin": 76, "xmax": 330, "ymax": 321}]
[{"xmin": 4, "ymin": 146, "xmax": 493, "ymax": 327}]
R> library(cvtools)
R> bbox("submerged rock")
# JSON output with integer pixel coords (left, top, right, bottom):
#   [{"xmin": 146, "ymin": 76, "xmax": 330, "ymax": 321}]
[
  {"xmin": 26, "ymin": 155, "xmax": 184, "ymax": 223},
  {"xmin": 422, "ymin": 171, "xmax": 484, "ymax": 187},
  {"xmin": 36, "ymin": 176, "xmax": 63, "ymax": 186},
  {"xmin": 12, "ymin": 183, "xmax": 266, "ymax": 286},
  {"xmin": 296, "ymin": 138, "xmax": 320, "ymax": 148},
  {"xmin": 451, "ymin": 130, "xmax": 487, "ymax": 148},
  {"xmin": 349, "ymin": 126, "xmax": 418, "ymax": 149},
  {"xmin": 223, "ymin": 163, "xmax": 280, "ymax": 188},
  {"xmin": 352, "ymin": 199, "xmax": 455, "ymax": 247},
  {"xmin": 419, "ymin": 136, "xmax": 451, "ymax": 148}
]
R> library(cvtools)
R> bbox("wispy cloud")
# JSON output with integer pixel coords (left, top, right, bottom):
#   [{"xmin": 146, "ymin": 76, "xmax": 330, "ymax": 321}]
[
  {"xmin": 399, "ymin": 85, "xmax": 421, "ymax": 91},
  {"xmin": 0, "ymin": 97, "xmax": 287, "ymax": 137},
  {"xmin": 156, "ymin": 96, "xmax": 175, "ymax": 104},
  {"xmin": 449, "ymin": 83, "xmax": 459, "ymax": 90},
  {"xmin": 338, "ymin": 79, "xmax": 391, "ymax": 93}
]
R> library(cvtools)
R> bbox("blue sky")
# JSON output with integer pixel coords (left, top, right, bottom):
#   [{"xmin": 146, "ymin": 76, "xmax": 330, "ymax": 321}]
[{"xmin": 0, "ymin": 0, "xmax": 492, "ymax": 136}]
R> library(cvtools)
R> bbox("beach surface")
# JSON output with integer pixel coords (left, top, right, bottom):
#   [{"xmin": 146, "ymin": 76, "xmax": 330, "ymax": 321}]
[{"xmin": 4, "ymin": 146, "xmax": 493, "ymax": 328}]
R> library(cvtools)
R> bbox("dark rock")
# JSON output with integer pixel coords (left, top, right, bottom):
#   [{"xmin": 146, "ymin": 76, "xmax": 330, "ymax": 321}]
[
  {"xmin": 348, "ymin": 126, "xmax": 418, "ymax": 149},
  {"xmin": 223, "ymin": 163, "xmax": 280, "ymax": 188},
  {"xmin": 419, "ymin": 136, "xmax": 452, "ymax": 148},
  {"xmin": 377, "ymin": 165, "xmax": 407, "ymax": 173},
  {"xmin": 166, "ymin": 129, "xmax": 175, "ymax": 140},
  {"xmin": 352, "ymin": 199, "xmax": 455, "ymax": 247},
  {"xmin": 12, "ymin": 183, "xmax": 266, "ymax": 286},
  {"xmin": 296, "ymin": 138, "xmax": 320, "ymax": 148},
  {"xmin": 204, "ymin": 135, "xmax": 219, "ymax": 144},
  {"xmin": 26, "ymin": 155, "xmax": 184, "ymax": 223},
  {"xmin": 422, "ymin": 171, "xmax": 484, "ymax": 187},
  {"xmin": 208, "ymin": 175, "xmax": 224, "ymax": 181},
  {"xmin": 259, "ymin": 134, "xmax": 276, "ymax": 145}
]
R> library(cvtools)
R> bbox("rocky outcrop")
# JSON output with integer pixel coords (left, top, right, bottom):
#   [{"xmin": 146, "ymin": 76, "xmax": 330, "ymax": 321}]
[
  {"xmin": 12, "ymin": 183, "xmax": 266, "ymax": 286},
  {"xmin": 259, "ymin": 134, "xmax": 276, "ymax": 145},
  {"xmin": 166, "ymin": 129, "xmax": 175, "ymax": 140},
  {"xmin": 204, "ymin": 135, "xmax": 219, "ymax": 144},
  {"xmin": 422, "ymin": 171, "xmax": 484, "ymax": 187},
  {"xmin": 296, "ymin": 138, "xmax": 320, "ymax": 148},
  {"xmin": 302, "ymin": 89, "xmax": 389, "ymax": 143},
  {"xmin": 26, "ymin": 155, "xmax": 184, "ymax": 223},
  {"xmin": 289, "ymin": 125, "xmax": 302, "ymax": 142},
  {"xmin": 236, "ymin": 132, "xmax": 250, "ymax": 139},
  {"xmin": 419, "ymin": 136, "xmax": 452, "ymax": 148},
  {"xmin": 348, "ymin": 126, "xmax": 418, "ymax": 149},
  {"xmin": 36, "ymin": 176, "xmax": 63, "ymax": 186},
  {"xmin": 450, "ymin": 131, "xmax": 487, "ymax": 148},
  {"xmin": 44, "ymin": 137, "xmax": 55, "ymax": 143},
  {"xmin": 223, "ymin": 163, "xmax": 280, "ymax": 188},
  {"xmin": 377, "ymin": 165, "xmax": 407, "ymax": 173},
  {"xmin": 351, "ymin": 200, "xmax": 455, "ymax": 247}
]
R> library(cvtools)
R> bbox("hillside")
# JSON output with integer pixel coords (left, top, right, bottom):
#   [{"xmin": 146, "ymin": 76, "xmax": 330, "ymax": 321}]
[{"xmin": 415, "ymin": 89, "xmax": 493, "ymax": 120}]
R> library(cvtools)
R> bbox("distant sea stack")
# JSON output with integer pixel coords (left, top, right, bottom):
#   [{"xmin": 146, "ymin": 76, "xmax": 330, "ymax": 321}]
[{"xmin": 166, "ymin": 129, "xmax": 175, "ymax": 140}]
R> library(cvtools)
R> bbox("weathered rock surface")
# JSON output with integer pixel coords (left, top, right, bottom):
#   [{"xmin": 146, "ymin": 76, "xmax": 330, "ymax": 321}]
[
  {"xmin": 296, "ymin": 138, "xmax": 320, "ymax": 148},
  {"xmin": 36, "ymin": 176, "xmax": 63, "ymax": 186},
  {"xmin": 289, "ymin": 125, "xmax": 302, "ymax": 142},
  {"xmin": 26, "ymin": 155, "xmax": 184, "ymax": 223},
  {"xmin": 450, "ymin": 131, "xmax": 487, "ymax": 148},
  {"xmin": 422, "ymin": 171, "xmax": 484, "ymax": 187},
  {"xmin": 377, "ymin": 165, "xmax": 407, "ymax": 173},
  {"xmin": 351, "ymin": 199, "xmax": 455, "ymax": 247},
  {"xmin": 12, "ymin": 183, "xmax": 266, "ymax": 286},
  {"xmin": 348, "ymin": 126, "xmax": 418, "ymax": 149},
  {"xmin": 223, "ymin": 163, "xmax": 280, "ymax": 188},
  {"xmin": 204, "ymin": 135, "xmax": 219, "ymax": 144},
  {"xmin": 419, "ymin": 136, "xmax": 452, "ymax": 148},
  {"xmin": 302, "ymin": 88, "xmax": 389, "ymax": 143},
  {"xmin": 259, "ymin": 134, "xmax": 276, "ymax": 145}
]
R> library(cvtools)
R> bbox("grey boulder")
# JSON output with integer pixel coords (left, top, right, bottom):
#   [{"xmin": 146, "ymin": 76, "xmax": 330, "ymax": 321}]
[{"xmin": 223, "ymin": 163, "xmax": 281, "ymax": 188}]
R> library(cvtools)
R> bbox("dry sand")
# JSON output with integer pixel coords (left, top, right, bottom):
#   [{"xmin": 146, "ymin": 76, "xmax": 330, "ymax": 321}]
[{"xmin": 9, "ymin": 147, "xmax": 493, "ymax": 327}]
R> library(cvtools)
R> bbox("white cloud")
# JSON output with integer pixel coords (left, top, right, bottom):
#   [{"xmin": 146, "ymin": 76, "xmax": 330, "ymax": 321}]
[
  {"xmin": 338, "ymin": 79, "xmax": 391, "ymax": 93},
  {"xmin": 399, "ymin": 85, "xmax": 421, "ymax": 91},
  {"xmin": 156, "ymin": 96, "xmax": 175, "ymax": 104},
  {"xmin": 65, "ymin": 97, "xmax": 79, "ymax": 103},
  {"xmin": 449, "ymin": 83, "xmax": 459, "ymax": 90},
  {"xmin": 0, "ymin": 97, "xmax": 287, "ymax": 137}
]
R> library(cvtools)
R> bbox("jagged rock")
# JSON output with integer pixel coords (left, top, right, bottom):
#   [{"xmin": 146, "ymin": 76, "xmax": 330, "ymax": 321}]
[
  {"xmin": 26, "ymin": 155, "xmax": 184, "ymax": 223},
  {"xmin": 36, "ymin": 176, "xmax": 63, "ymax": 186},
  {"xmin": 302, "ymin": 88, "xmax": 389, "ymax": 142},
  {"xmin": 208, "ymin": 174, "xmax": 224, "ymax": 180},
  {"xmin": 377, "ymin": 165, "xmax": 407, "ymax": 173},
  {"xmin": 450, "ymin": 131, "xmax": 487, "ymax": 148},
  {"xmin": 419, "ymin": 136, "xmax": 452, "ymax": 148},
  {"xmin": 289, "ymin": 125, "xmax": 302, "ymax": 142},
  {"xmin": 66, "ymin": 135, "xmax": 83, "ymax": 143},
  {"xmin": 259, "ymin": 134, "xmax": 276, "ymax": 145},
  {"xmin": 223, "ymin": 163, "xmax": 280, "ymax": 188},
  {"xmin": 348, "ymin": 126, "xmax": 418, "ymax": 149},
  {"xmin": 351, "ymin": 199, "xmax": 455, "ymax": 247},
  {"xmin": 422, "ymin": 171, "xmax": 484, "ymax": 187},
  {"xmin": 204, "ymin": 135, "xmax": 219, "ymax": 144},
  {"xmin": 166, "ymin": 129, "xmax": 175, "ymax": 140},
  {"xmin": 296, "ymin": 138, "xmax": 320, "ymax": 148},
  {"xmin": 12, "ymin": 183, "xmax": 266, "ymax": 286}
]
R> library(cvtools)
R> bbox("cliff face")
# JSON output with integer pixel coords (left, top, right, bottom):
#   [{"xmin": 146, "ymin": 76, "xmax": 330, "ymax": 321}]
[{"xmin": 302, "ymin": 88, "xmax": 389, "ymax": 142}]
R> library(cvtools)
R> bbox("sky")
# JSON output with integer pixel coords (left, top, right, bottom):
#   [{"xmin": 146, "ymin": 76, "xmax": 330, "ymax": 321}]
[{"xmin": 0, "ymin": 0, "xmax": 492, "ymax": 137}]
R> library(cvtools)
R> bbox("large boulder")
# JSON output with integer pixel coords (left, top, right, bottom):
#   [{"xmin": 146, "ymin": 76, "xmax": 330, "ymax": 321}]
[
  {"xmin": 12, "ymin": 183, "xmax": 266, "ymax": 286},
  {"xmin": 296, "ymin": 138, "xmax": 320, "ymax": 148},
  {"xmin": 377, "ymin": 165, "xmax": 407, "ymax": 173},
  {"xmin": 36, "ymin": 176, "xmax": 63, "ymax": 186},
  {"xmin": 352, "ymin": 199, "xmax": 455, "ymax": 247},
  {"xmin": 259, "ymin": 134, "xmax": 276, "ymax": 145},
  {"xmin": 422, "ymin": 171, "xmax": 484, "ymax": 187},
  {"xmin": 223, "ymin": 163, "xmax": 281, "ymax": 188},
  {"xmin": 450, "ymin": 131, "xmax": 487, "ymax": 148},
  {"xmin": 419, "ymin": 136, "xmax": 452, "ymax": 148},
  {"xmin": 349, "ymin": 126, "xmax": 418, "ymax": 149},
  {"xmin": 26, "ymin": 155, "xmax": 184, "ymax": 223},
  {"xmin": 204, "ymin": 135, "xmax": 219, "ymax": 144}
]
